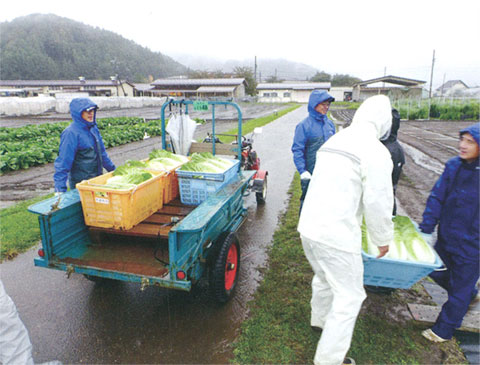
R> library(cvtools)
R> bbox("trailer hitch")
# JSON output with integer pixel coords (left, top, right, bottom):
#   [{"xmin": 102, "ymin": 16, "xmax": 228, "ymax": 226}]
[
  {"xmin": 140, "ymin": 277, "xmax": 150, "ymax": 291},
  {"xmin": 66, "ymin": 265, "xmax": 74, "ymax": 279}
]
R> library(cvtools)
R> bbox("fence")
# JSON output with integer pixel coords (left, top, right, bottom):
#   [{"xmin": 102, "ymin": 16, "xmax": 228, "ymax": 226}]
[
  {"xmin": 0, "ymin": 96, "xmax": 167, "ymax": 117},
  {"xmin": 392, "ymin": 97, "xmax": 480, "ymax": 121}
]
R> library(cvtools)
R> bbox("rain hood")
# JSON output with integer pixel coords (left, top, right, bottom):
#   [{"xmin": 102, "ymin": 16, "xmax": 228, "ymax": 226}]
[
  {"xmin": 350, "ymin": 95, "xmax": 392, "ymax": 140},
  {"xmin": 460, "ymin": 122, "xmax": 480, "ymax": 145},
  {"xmin": 307, "ymin": 90, "xmax": 335, "ymax": 121},
  {"xmin": 70, "ymin": 98, "xmax": 98, "ymax": 128}
]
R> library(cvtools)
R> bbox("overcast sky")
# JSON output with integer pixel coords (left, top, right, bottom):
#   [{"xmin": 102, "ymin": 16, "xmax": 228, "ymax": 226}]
[{"xmin": 1, "ymin": 0, "xmax": 479, "ymax": 88}]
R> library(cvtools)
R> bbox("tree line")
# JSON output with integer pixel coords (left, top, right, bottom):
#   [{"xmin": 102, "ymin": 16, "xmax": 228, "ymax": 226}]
[{"xmin": 0, "ymin": 14, "xmax": 187, "ymax": 82}]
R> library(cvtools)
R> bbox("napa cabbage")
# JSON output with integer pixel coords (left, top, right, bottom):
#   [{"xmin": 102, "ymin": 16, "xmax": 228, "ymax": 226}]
[
  {"xmin": 362, "ymin": 216, "xmax": 436, "ymax": 264},
  {"xmin": 105, "ymin": 161, "xmax": 154, "ymax": 189},
  {"xmin": 178, "ymin": 152, "xmax": 234, "ymax": 173},
  {"xmin": 149, "ymin": 149, "xmax": 189, "ymax": 163}
]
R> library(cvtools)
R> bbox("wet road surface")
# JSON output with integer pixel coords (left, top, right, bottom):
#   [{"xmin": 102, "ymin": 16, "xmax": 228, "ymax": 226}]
[{"xmin": 0, "ymin": 106, "xmax": 307, "ymax": 364}]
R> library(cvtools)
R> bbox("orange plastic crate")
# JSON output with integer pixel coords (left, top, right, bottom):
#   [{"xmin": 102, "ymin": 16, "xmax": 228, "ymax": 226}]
[
  {"xmin": 163, "ymin": 171, "xmax": 179, "ymax": 203},
  {"xmin": 76, "ymin": 170, "xmax": 165, "ymax": 230}
]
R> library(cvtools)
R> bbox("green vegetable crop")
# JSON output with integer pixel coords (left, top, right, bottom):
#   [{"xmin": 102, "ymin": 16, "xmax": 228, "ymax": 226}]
[
  {"xmin": 178, "ymin": 152, "xmax": 234, "ymax": 173},
  {"xmin": 362, "ymin": 216, "xmax": 436, "ymax": 264}
]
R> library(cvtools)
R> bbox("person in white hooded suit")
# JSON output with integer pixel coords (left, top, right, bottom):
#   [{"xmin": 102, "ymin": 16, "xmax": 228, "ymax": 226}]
[{"xmin": 298, "ymin": 95, "xmax": 394, "ymax": 365}]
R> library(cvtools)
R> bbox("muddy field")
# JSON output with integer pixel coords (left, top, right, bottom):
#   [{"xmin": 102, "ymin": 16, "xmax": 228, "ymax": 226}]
[{"xmin": 0, "ymin": 102, "xmax": 290, "ymax": 209}]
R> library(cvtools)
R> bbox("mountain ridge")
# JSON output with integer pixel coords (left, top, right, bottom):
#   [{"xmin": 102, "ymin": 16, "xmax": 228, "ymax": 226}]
[{"xmin": 0, "ymin": 13, "xmax": 188, "ymax": 82}]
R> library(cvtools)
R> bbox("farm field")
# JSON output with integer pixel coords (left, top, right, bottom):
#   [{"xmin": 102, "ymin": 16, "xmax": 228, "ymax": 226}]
[{"xmin": 0, "ymin": 102, "xmax": 291, "ymax": 208}]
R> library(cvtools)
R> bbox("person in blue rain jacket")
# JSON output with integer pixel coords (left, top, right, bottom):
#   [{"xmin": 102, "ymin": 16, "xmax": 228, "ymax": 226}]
[
  {"xmin": 54, "ymin": 98, "xmax": 116, "ymax": 192},
  {"xmin": 292, "ymin": 90, "xmax": 335, "ymax": 212},
  {"xmin": 419, "ymin": 122, "xmax": 479, "ymax": 343}
]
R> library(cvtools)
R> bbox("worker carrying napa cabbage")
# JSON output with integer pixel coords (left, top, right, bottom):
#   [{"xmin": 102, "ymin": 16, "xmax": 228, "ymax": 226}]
[
  {"xmin": 418, "ymin": 122, "xmax": 479, "ymax": 344},
  {"xmin": 53, "ymin": 98, "xmax": 116, "ymax": 193},
  {"xmin": 297, "ymin": 95, "xmax": 394, "ymax": 365},
  {"xmin": 291, "ymin": 90, "xmax": 335, "ymax": 213}
]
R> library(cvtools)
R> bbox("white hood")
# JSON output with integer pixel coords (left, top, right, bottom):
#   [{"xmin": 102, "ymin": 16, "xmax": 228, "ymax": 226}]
[{"xmin": 350, "ymin": 95, "xmax": 392, "ymax": 140}]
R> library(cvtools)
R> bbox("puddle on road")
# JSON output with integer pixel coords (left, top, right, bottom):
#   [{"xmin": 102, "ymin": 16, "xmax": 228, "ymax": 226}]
[{"xmin": 400, "ymin": 142, "xmax": 445, "ymax": 175}]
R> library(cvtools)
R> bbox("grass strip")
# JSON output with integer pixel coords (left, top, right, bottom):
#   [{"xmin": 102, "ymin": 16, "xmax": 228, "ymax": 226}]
[
  {"xmin": 0, "ymin": 194, "xmax": 53, "ymax": 261},
  {"xmin": 232, "ymin": 173, "xmax": 466, "ymax": 364},
  {"xmin": 218, "ymin": 104, "xmax": 301, "ymax": 143}
]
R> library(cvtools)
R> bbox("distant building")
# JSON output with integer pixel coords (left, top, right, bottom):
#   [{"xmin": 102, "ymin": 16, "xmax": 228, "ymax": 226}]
[
  {"xmin": 256, "ymin": 82, "xmax": 331, "ymax": 103},
  {"xmin": 352, "ymin": 75, "xmax": 426, "ymax": 101},
  {"xmin": 0, "ymin": 77, "xmax": 135, "ymax": 97},
  {"xmin": 329, "ymin": 86, "xmax": 353, "ymax": 102},
  {"xmin": 434, "ymin": 80, "xmax": 469, "ymax": 97},
  {"xmin": 133, "ymin": 83, "xmax": 156, "ymax": 97},
  {"xmin": 150, "ymin": 78, "xmax": 246, "ymax": 99}
]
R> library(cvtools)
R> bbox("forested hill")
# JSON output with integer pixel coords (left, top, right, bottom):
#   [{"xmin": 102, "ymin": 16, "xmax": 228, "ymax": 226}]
[{"xmin": 0, "ymin": 14, "xmax": 188, "ymax": 82}]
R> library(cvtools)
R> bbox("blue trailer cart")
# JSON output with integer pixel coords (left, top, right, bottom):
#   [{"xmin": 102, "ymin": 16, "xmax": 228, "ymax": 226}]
[{"xmin": 29, "ymin": 100, "xmax": 256, "ymax": 303}]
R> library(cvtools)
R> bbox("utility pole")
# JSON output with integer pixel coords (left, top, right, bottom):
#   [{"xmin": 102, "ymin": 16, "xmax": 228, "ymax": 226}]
[
  {"xmin": 428, "ymin": 49, "xmax": 435, "ymax": 120},
  {"xmin": 254, "ymin": 56, "xmax": 257, "ymax": 82},
  {"xmin": 381, "ymin": 66, "xmax": 386, "ymax": 93},
  {"xmin": 429, "ymin": 50, "xmax": 435, "ymax": 99}
]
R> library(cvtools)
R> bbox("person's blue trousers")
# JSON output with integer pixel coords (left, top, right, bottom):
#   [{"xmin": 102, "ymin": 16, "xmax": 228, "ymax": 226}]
[{"xmin": 429, "ymin": 243, "xmax": 479, "ymax": 339}]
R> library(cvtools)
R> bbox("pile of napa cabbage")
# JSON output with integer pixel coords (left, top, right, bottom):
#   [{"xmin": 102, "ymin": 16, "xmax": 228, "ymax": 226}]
[
  {"xmin": 178, "ymin": 152, "xmax": 234, "ymax": 173},
  {"xmin": 362, "ymin": 216, "xmax": 437, "ymax": 264},
  {"xmin": 103, "ymin": 150, "xmax": 188, "ymax": 190}
]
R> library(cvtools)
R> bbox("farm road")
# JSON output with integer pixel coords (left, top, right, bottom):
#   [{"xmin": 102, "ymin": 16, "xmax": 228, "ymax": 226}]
[{"xmin": 1, "ymin": 105, "xmax": 306, "ymax": 364}]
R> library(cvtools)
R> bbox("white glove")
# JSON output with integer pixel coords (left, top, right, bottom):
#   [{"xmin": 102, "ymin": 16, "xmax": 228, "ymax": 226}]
[
  {"xmin": 54, "ymin": 192, "xmax": 63, "ymax": 196},
  {"xmin": 300, "ymin": 171, "xmax": 311, "ymax": 180}
]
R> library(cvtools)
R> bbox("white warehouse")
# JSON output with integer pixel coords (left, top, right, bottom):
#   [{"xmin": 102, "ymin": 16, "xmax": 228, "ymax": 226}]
[{"xmin": 257, "ymin": 82, "xmax": 331, "ymax": 103}]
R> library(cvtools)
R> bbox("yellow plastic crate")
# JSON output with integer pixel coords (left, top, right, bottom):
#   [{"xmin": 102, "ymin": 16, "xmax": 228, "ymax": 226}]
[
  {"xmin": 163, "ymin": 171, "xmax": 179, "ymax": 204},
  {"xmin": 140, "ymin": 158, "xmax": 185, "ymax": 204},
  {"xmin": 76, "ymin": 170, "xmax": 166, "ymax": 230}
]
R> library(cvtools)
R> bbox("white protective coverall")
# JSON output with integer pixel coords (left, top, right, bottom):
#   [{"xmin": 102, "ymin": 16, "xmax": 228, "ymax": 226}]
[
  {"xmin": 0, "ymin": 279, "xmax": 34, "ymax": 365},
  {"xmin": 298, "ymin": 95, "xmax": 394, "ymax": 365}
]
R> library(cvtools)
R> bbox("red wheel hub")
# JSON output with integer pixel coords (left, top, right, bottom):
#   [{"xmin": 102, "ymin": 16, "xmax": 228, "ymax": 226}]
[{"xmin": 224, "ymin": 243, "xmax": 238, "ymax": 290}]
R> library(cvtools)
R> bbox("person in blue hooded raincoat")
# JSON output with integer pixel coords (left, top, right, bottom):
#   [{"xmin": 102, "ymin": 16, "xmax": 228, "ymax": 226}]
[
  {"xmin": 54, "ymin": 98, "xmax": 116, "ymax": 192},
  {"xmin": 419, "ymin": 122, "xmax": 479, "ymax": 343},
  {"xmin": 291, "ymin": 90, "xmax": 335, "ymax": 212}
]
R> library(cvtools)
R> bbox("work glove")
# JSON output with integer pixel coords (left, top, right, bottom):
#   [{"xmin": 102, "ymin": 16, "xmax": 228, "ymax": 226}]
[
  {"xmin": 300, "ymin": 171, "xmax": 311, "ymax": 180},
  {"xmin": 412, "ymin": 221, "xmax": 434, "ymax": 245}
]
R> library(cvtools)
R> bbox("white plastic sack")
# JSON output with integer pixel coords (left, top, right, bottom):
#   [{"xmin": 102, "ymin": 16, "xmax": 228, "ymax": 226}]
[{"xmin": 166, "ymin": 113, "xmax": 197, "ymax": 155}]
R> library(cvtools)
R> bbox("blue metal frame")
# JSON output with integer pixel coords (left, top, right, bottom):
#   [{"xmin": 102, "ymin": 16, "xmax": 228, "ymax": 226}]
[
  {"xmin": 29, "ymin": 99, "xmax": 254, "ymax": 293},
  {"xmin": 160, "ymin": 99, "xmax": 243, "ymax": 163},
  {"xmin": 29, "ymin": 171, "xmax": 254, "ymax": 292}
]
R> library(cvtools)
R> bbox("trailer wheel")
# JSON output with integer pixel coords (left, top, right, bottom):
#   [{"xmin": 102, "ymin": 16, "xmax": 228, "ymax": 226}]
[
  {"xmin": 211, "ymin": 232, "xmax": 240, "ymax": 303},
  {"xmin": 255, "ymin": 175, "xmax": 267, "ymax": 204}
]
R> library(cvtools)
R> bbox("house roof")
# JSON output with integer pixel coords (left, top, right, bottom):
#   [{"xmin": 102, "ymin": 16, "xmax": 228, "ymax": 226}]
[
  {"xmin": 353, "ymin": 75, "xmax": 426, "ymax": 87},
  {"xmin": 133, "ymin": 83, "xmax": 155, "ymax": 91},
  {"xmin": 151, "ymin": 78, "xmax": 245, "ymax": 86},
  {"xmin": 256, "ymin": 82, "xmax": 331, "ymax": 90},
  {"xmin": 196, "ymin": 86, "xmax": 236, "ymax": 93},
  {"xmin": 435, "ymin": 80, "xmax": 469, "ymax": 91}
]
